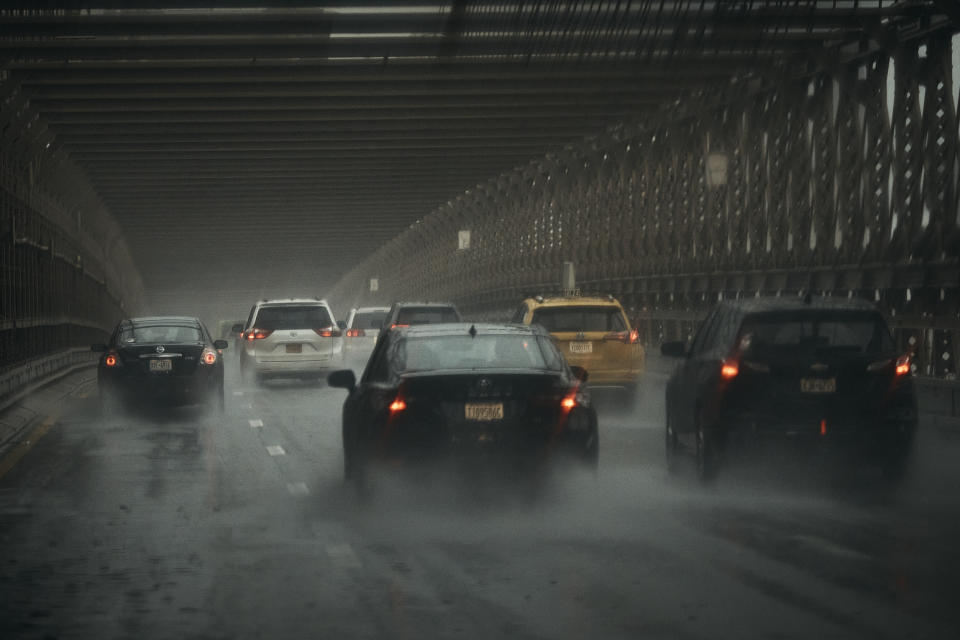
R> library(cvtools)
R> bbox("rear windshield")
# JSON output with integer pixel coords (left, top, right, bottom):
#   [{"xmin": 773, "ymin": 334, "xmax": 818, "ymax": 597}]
[
  {"xmin": 254, "ymin": 305, "xmax": 332, "ymax": 331},
  {"xmin": 738, "ymin": 311, "xmax": 894, "ymax": 356},
  {"xmin": 532, "ymin": 306, "xmax": 627, "ymax": 332},
  {"xmin": 394, "ymin": 335, "xmax": 564, "ymax": 372},
  {"xmin": 121, "ymin": 325, "xmax": 202, "ymax": 343},
  {"xmin": 352, "ymin": 310, "xmax": 389, "ymax": 330},
  {"xmin": 394, "ymin": 306, "xmax": 460, "ymax": 326}
]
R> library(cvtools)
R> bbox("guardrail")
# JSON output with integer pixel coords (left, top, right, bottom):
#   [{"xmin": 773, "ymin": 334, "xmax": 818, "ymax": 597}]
[{"xmin": 0, "ymin": 347, "xmax": 97, "ymax": 413}]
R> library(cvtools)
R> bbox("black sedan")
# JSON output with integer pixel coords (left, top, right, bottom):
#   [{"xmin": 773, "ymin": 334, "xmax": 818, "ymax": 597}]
[
  {"xmin": 93, "ymin": 316, "xmax": 228, "ymax": 413},
  {"xmin": 661, "ymin": 297, "xmax": 917, "ymax": 482},
  {"xmin": 328, "ymin": 323, "xmax": 597, "ymax": 496}
]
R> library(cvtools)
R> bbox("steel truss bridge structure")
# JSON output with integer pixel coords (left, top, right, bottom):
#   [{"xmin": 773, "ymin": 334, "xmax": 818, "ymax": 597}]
[{"xmin": 1, "ymin": 2, "xmax": 958, "ymax": 404}]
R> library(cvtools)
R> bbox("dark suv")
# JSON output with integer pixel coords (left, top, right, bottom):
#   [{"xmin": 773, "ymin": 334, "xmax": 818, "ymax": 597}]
[
  {"xmin": 661, "ymin": 297, "xmax": 917, "ymax": 482},
  {"xmin": 379, "ymin": 301, "xmax": 461, "ymax": 334}
]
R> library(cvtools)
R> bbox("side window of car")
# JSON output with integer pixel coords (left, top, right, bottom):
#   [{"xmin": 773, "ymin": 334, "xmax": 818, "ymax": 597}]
[
  {"xmin": 510, "ymin": 304, "xmax": 528, "ymax": 324},
  {"xmin": 689, "ymin": 310, "xmax": 719, "ymax": 356},
  {"xmin": 363, "ymin": 335, "xmax": 392, "ymax": 383},
  {"xmin": 245, "ymin": 306, "xmax": 256, "ymax": 330}
]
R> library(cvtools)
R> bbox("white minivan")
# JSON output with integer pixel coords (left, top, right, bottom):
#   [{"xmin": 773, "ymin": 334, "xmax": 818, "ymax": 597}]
[{"xmin": 239, "ymin": 298, "xmax": 342, "ymax": 383}]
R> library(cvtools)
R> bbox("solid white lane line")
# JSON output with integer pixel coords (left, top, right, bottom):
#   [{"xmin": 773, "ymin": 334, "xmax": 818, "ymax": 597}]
[
  {"xmin": 249, "ymin": 419, "xmax": 263, "ymax": 428},
  {"xmin": 233, "ymin": 391, "xmax": 244, "ymax": 396},
  {"xmin": 266, "ymin": 445, "xmax": 286, "ymax": 456},
  {"xmin": 286, "ymin": 482, "xmax": 309, "ymax": 496},
  {"xmin": 326, "ymin": 543, "xmax": 362, "ymax": 569}
]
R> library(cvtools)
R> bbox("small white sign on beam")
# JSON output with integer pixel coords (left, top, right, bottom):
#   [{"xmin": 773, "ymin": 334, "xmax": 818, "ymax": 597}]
[
  {"xmin": 458, "ymin": 230, "xmax": 471, "ymax": 250},
  {"xmin": 369, "ymin": 277, "xmax": 379, "ymax": 292},
  {"xmin": 706, "ymin": 151, "xmax": 729, "ymax": 188}
]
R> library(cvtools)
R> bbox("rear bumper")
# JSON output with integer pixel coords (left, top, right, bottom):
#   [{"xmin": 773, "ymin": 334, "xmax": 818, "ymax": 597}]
[
  {"xmin": 713, "ymin": 411, "xmax": 916, "ymax": 463},
  {"xmin": 248, "ymin": 354, "xmax": 340, "ymax": 375},
  {"xmin": 101, "ymin": 369, "xmax": 219, "ymax": 404}
]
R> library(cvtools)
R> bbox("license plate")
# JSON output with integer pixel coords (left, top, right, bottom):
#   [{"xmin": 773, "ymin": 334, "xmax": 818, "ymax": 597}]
[
  {"xmin": 285, "ymin": 343, "xmax": 302, "ymax": 354},
  {"xmin": 149, "ymin": 359, "xmax": 172, "ymax": 372},
  {"xmin": 569, "ymin": 341, "xmax": 593, "ymax": 354},
  {"xmin": 465, "ymin": 402, "xmax": 504, "ymax": 421},
  {"xmin": 800, "ymin": 377, "xmax": 836, "ymax": 393}
]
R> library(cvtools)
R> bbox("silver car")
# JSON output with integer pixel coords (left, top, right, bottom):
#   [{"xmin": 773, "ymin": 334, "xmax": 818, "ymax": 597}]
[
  {"xmin": 342, "ymin": 306, "xmax": 389, "ymax": 371},
  {"xmin": 239, "ymin": 298, "xmax": 342, "ymax": 383}
]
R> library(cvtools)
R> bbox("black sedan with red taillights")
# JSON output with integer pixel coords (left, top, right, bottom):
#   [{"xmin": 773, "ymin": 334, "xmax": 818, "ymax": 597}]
[
  {"xmin": 92, "ymin": 316, "xmax": 227, "ymax": 413},
  {"xmin": 661, "ymin": 297, "xmax": 918, "ymax": 483},
  {"xmin": 327, "ymin": 323, "xmax": 597, "ymax": 497}
]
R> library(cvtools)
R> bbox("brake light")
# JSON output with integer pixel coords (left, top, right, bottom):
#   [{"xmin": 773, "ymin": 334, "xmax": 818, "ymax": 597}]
[
  {"xmin": 346, "ymin": 328, "xmax": 365, "ymax": 338},
  {"xmin": 201, "ymin": 349, "xmax": 217, "ymax": 365},
  {"xmin": 105, "ymin": 354, "xmax": 118, "ymax": 367},
  {"xmin": 245, "ymin": 329, "xmax": 273, "ymax": 340},
  {"xmin": 390, "ymin": 323, "xmax": 410, "ymax": 330},
  {"xmin": 720, "ymin": 360, "xmax": 739, "ymax": 379},
  {"xmin": 314, "ymin": 326, "xmax": 342, "ymax": 338},
  {"xmin": 895, "ymin": 354, "xmax": 910, "ymax": 376},
  {"xmin": 389, "ymin": 398, "xmax": 406, "ymax": 412},
  {"xmin": 561, "ymin": 395, "xmax": 577, "ymax": 410},
  {"xmin": 603, "ymin": 329, "xmax": 640, "ymax": 343}
]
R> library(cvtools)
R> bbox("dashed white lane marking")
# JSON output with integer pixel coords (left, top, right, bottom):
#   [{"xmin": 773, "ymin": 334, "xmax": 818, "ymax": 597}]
[
  {"xmin": 326, "ymin": 543, "xmax": 362, "ymax": 569},
  {"xmin": 286, "ymin": 482, "xmax": 309, "ymax": 496},
  {"xmin": 266, "ymin": 445, "xmax": 286, "ymax": 456},
  {"xmin": 246, "ymin": 403, "xmax": 254, "ymax": 409},
  {"xmin": 249, "ymin": 419, "xmax": 263, "ymax": 428},
  {"xmin": 233, "ymin": 391, "xmax": 244, "ymax": 396}
]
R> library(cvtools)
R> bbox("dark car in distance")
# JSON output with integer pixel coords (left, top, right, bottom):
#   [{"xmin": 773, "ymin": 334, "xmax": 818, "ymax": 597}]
[
  {"xmin": 661, "ymin": 296, "xmax": 917, "ymax": 482},
  {"xmin": 93, "ymin": 316, "xmax": 227, "ymax": 413},
  {"xmin": 328, "ymin": 323, "xmax": 597, "ymax": 498},
  {"xmin": 378, "ymin": 301, "xmax": 461, "ymax": 335}
]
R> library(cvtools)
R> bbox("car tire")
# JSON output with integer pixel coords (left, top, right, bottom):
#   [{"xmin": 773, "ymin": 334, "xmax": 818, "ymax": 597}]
[
  {"xmin": 665, "ymin": 408, "xmax": 679, "ymax": 475},
  {"xmin": 695, "ymin": 419, "xmax": 718, "ymax": 483}
]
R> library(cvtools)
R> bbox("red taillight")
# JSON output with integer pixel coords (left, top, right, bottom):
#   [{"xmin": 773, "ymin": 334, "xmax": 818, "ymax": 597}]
[
  {"xmin": 389, "ymin": 398, "xmax": 406, "ymax": 412},
  {"xmin": 202, "ymin": 349, "xmax": 217, "ymax": 365},
  {"xmin": 561, "ymin": 395, "xmax": 577, "ymax": 410},
  {"xmin": 314, "ymin": 326, "xmax": 342, "ymax": 338},
  {"xmin": 246, "ymin": 329, "xmax": 273, "ymax": 340},
  {"xmin": 720, "ymin": 360, "xmax": 739, "ymax": 379},
  {"xmin": 345, "ymin": 328, "xmax": 365, "ymax": 338},
  {"xmin": 895, "ymin": 354, "xmax": 910, "ymax": 376},
  {"xmin": 105, "ymin": 354, "xmax": 118, "ymax": 367},
  {"xmin": 602, "ymin": 329, "xmax": 641, "ymax": 343},
  {"xmin": 820, "ymin": 419, "xmax": 827, "ymax": 436}
]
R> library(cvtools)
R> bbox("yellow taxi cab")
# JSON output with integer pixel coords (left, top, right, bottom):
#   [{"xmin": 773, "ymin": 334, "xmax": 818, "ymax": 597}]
[{"xmin": 510, "ymin": 294, "xmax": 645, "ymax": 405}]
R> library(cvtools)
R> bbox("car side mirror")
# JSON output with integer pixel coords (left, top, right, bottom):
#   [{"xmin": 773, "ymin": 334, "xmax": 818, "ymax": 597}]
[
  {"xmin": 91, "ymin": 343, "xmax": 107, "ymax": 352},
  {"xmin": 569, "ymin": 365, "xmax": 588, "ymax": 382},
  {"xmin": 231, "ymin": 323, "xmax": 244, "ymax": 334},
  {"xmin": 213, "ymin": 340, "xmax": 228, "ymax": 350},
  {"xmin": 660, "ymin": 341, "xmax": 687, "ymax": 358},
  {"xmin": 336, "ymin": 320, "xmax": 346, "ymax": 330},
  {"xmin": 327, "ymin": 369, "xmax": 356, "ymax": 392}
]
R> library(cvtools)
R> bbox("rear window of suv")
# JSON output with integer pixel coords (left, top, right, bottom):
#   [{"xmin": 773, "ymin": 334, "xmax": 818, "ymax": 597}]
[
  {"xmin": 352, "ymin": 310, "xmax": 389, "ymax": 330},
  {"xmin": 532, "ymin": 306, "xmax": 626, "ymax": 332},
  {"xmin": 394, "ymin": 306, "xmax": 459, "ymax": 325},
  {"xmin": 738, "ymin": 311, "xmax": 894, "ymax": 356},
  {"xmin": 254, "ymin": 305, "xmax": 332, "ymax": 331}
]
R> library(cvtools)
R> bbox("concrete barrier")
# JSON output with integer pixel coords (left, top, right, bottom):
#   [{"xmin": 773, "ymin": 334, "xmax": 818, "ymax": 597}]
[{"xmin": 0, "ymin": 348, "xmax": 98, "ymax": 413}]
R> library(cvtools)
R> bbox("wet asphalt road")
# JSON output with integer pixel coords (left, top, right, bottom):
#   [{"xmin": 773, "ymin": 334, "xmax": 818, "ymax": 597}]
[{"xmin": 1, "ymin": 356, "xmax": 959, "ymax": 640}]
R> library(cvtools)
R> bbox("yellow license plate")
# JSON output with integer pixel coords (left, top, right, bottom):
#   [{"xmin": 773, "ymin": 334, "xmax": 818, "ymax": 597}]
[
  {"xmin": 800, "ymin": 378, "xmax": 835, "ymax": 393},
  {"xmin": 285, "ymin": 344, "xmax": 302, "ymax": 353},
  {"xmin": 149, "ymin": 359, "xmax": 172, "ymax": 372},
  {"xmin": 569, "ymin": 341, "xmax": 593, "ymax": 354},
  {"xmin": 464, "ymin": 402, "xmax": 503, "ymax": 421}
]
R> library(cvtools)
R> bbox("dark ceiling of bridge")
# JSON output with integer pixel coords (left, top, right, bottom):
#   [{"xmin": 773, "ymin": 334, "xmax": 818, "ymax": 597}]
[{"xmin": 2, "ymin": 1, "xmax": 954, "ymax": 305}]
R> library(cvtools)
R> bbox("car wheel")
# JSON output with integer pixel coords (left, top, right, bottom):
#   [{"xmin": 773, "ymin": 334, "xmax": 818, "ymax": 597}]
[
  {"xmin": 665, "ymin": 409, "xmax": 679, "ymax": 475},
  {"xmin": 98, "ymin": 385, "xmax": 121, "ymax": 416},
  {"xmin": 695, "ymin": 419, "xmax": 718, "ymax": 483}
]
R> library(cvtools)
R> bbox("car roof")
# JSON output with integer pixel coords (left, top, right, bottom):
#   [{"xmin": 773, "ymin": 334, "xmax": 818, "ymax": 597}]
[
  {"xmin": 125, "ymin": 316, "xmax": 200, "ymax": 326},
  {"xmin": 390, "ymin": 301, "xmax": 458, "ymax": 308},
  {"xmin": 395, "ymin": 322, "xmax": 548, "ymax": 338},
  {"xmin": 524, "ymin": 295, "xmax": 623, "ymax": 307},
  {"xmin": 257, "ymin": 298, "xmax": 330, "ymax": 306},
  {"xmin": 353, "ymin": 306, "xmax": 390, "ymax": 313},
  {"xmin": 722, "ymin": 296, "xmax": 879, "ymax": 314}
]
